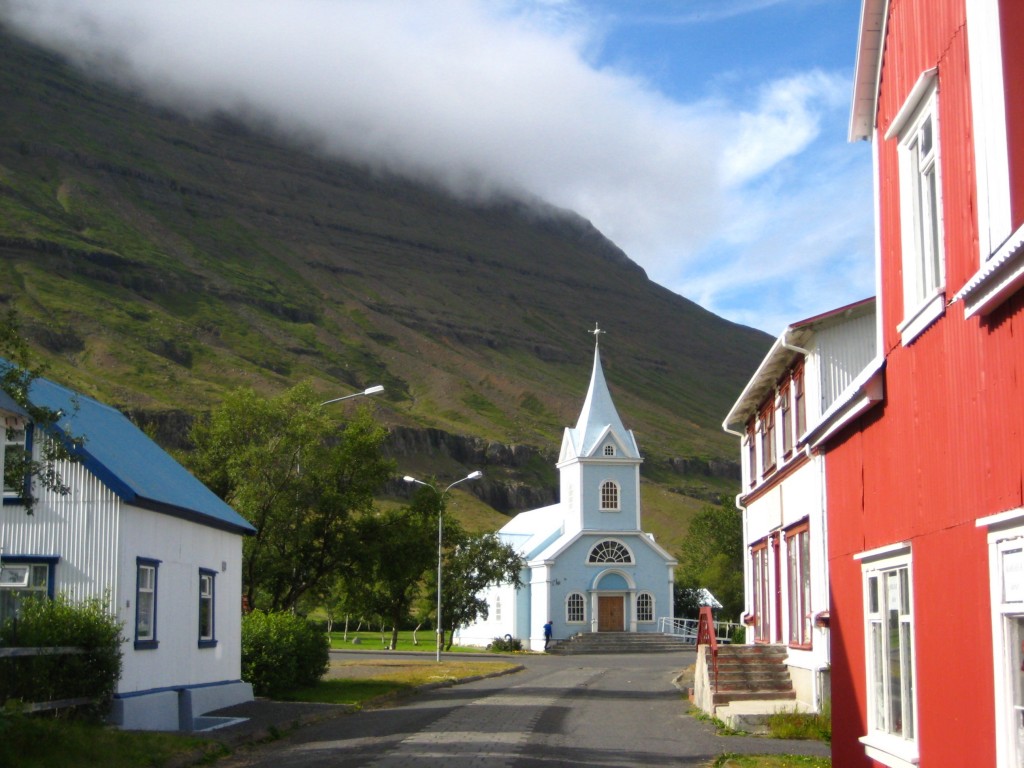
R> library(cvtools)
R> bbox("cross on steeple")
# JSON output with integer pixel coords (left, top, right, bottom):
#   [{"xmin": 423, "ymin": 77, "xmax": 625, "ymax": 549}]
[{"xmin": 590, "ymin": 323, "xmax": 605, "ymax": 345}]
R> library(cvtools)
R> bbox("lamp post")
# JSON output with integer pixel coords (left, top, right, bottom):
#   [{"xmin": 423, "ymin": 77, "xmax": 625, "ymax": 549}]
[
  {"xmin": 319, "ymin": 385, "xmax": 384, "ymax": 407},
  {"xmin": 403, "ymin": 470, "xmax": 483, "ymax": 661}
]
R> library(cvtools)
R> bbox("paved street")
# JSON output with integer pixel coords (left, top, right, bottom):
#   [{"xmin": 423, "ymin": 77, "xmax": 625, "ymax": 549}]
[{"xmin": 219, "ymin": 650, "xmax": 830, "ymax": 767}]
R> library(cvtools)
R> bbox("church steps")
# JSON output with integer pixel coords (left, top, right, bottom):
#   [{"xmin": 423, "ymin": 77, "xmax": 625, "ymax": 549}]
[{"xmin": 548, "ymin": 632, "xmax": 691, "ymax": 655}]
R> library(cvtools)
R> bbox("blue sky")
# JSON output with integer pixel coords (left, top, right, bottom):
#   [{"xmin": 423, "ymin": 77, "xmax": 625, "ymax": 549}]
[{"xmin": 3, "ymin": 0, "xmax": 875, "ymax": 335}]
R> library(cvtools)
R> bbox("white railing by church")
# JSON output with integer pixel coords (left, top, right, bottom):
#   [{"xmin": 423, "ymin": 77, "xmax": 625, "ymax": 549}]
[{"xmin": 657, "ymin": 616, "xmax": 744, "ymax": 644}]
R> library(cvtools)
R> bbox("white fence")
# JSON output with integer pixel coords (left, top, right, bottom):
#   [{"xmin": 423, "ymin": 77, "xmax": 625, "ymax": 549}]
[{"xmin": 657, "ymin": 617, "xmax": 744, "ymax": 644}]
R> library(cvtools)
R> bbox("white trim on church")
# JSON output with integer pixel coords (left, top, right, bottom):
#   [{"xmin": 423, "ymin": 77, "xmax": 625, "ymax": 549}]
[{"xmin": 456, "ymin": 329, "xmax": 677, "ymax": 650}]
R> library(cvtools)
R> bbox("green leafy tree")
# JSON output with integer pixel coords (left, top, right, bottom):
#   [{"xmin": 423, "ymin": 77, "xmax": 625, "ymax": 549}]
[
  {"xmin": 436, "ymin": 529, "xmax": 523, "ymax": 650},
  {"xmin": 675, "ymin": 499, "xmax": 744, "ymax": 620},
  {"xmin": 0, "ymin": 309, "xmax": 78, "ymax": 512},
  {"xmin": 345, "ymin": 498, "xmax": 438, "ymax": 650},
  {"xmin": 189, "ymin": 382, "xmax": 394, "ymax": 611}
]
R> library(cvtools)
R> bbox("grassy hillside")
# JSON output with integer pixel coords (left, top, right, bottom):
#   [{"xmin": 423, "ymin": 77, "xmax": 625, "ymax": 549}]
[{"xmin": 0, "ymin": 27, "xmax": 767, "ymax": 548}]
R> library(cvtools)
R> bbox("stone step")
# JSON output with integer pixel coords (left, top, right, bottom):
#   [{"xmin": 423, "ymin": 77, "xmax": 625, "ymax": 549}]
[
  {"xmin": 548, "ymin": 632, "xmax": 692, "ymax": 655},
  {"xmin": 711, "ymin": 688, "xmax": 797, "ymax": 706}
]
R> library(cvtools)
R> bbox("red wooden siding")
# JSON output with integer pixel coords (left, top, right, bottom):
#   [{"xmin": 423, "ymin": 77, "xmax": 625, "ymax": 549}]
[
  {"xmin": 1001, "ymin": 0, "xmax": 1024, "ymax": 228},
  {"xmin": 827, "ymin": 0, "xmax": 1024, "ymax": 765}
]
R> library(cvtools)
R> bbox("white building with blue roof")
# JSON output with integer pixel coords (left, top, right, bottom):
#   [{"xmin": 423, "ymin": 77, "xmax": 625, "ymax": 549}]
[
  {"xmin": 0, "ymin": 373, "xmax": 256, "ymax": 730},
  {"xmin": 457, "ymin": 330, "xmax": 677, "ymax": 650}
]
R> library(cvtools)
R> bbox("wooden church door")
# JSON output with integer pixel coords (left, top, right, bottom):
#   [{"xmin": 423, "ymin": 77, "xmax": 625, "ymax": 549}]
[{"xmin": 598, "ymin": 596, "xmax": 624, "ymax": 631}]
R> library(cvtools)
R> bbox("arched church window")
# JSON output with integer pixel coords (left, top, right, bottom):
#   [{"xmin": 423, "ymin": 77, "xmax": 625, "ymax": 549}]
[
  {"xmin": 588, "ymin": 540, "xmax": 632, "ymax": 564},
  {"xmin": 566, "ymin": 592, "xmax": 585, "ymax": 623},
  {"xmin": 600, "ymin": 481, "xmax": 619, "ymax": 510},
  {"xmin": 636, "ymin": 592, "xmax": 654, "ymax": 622},
  {"xmin": 603, "ymin": 444, "xmax": 615, "ymax": 456},
  {"xmin": 494, "ymin": 595, "xmax": 502, "ymax": 622}
]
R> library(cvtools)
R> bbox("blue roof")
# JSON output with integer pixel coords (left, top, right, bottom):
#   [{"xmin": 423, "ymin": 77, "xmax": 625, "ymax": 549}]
[{"xmin": 28, "ymin": 377, "xmax": 255, "ymax": 535}]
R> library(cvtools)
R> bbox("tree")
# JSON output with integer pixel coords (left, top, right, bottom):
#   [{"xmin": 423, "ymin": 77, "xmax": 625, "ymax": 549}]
[
  {"xmin": 344, "ymin": 498, "xmax": 438, "ymax": 650},
  {"xmin": 436, "ymin": 528, "xmax": 523, "ymax": 650},
  {"xmin": 189, "ymin": 382, "xmax": 394, "ymax": 611},
  {"xmin": 675, "ymin": 499, "xmax": 744, "ymax": 620},
  {"xmin": 0, "ymin": 309, "xmax": 78, "ymax": 512}
]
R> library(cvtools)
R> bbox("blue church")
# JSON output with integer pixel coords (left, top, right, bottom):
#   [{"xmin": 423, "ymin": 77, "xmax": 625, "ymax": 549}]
[{"xmin": 457, "ymin": 329, "xmax": 677, "ymax": 650}]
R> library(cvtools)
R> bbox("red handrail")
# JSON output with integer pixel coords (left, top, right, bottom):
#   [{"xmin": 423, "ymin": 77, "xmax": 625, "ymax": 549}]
[{"xmin": 696, "ymin": 606, "xmax": 718, "ymax": 692}]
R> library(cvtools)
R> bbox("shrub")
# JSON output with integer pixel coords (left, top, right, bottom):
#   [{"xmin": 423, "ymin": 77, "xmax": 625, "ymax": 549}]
[
  {"xmin": 241, "ymin": 610, "xmax": 329, "ymax": 696},
  {"xmin": 766, "ymin": 700, "xmax": 831, "ymax": 743},
  {"xmin": 486, "ymin": 635, "xmax": 522, "ymax": 652},
  {"xmin": 0, "ymin": 595, "xmax": 123, "ymax": 717},
  {"xmin": 729, "ymin": 625, "xmax": 746, "ymax": 645}
]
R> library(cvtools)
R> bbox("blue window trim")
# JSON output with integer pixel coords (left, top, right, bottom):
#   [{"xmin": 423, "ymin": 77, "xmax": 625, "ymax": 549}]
[
  {"xmin": 0, "ymin": 554, "xmax": 58, "ymax": 599},
  {"xmin": 135, "ymin": 557, "xmax": 160, "ymax": 650},
  {"xmin": 2, "ymin": 423, "xmax": 33, "ymax": 505},
  {"xmin": 198, "ymin": 568, "xmax": 217, "ymax": 648}
]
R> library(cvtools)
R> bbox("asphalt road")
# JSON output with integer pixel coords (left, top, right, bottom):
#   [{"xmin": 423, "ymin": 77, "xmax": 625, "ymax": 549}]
[{"xmin": 218, "ymin": 650, "xmax": 831, "ymax": 767}]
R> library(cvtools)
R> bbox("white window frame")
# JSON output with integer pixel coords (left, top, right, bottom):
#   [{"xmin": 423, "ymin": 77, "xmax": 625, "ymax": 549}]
[
  {"xmin": 135, "ymin": 558, "xmax": 160, "ymax": 649},
  {"xmin": 566, "ymin": 592, "xmax": 585, "ymax": 623},
  {"xmin": 978, "ymin": 508, "xmax": 1024, "ymax": 768},
  {"xmin": 636, "ymin": 592, "xmax": 654, "ymax": 623},
  {"xmin": 786, "ymin": 523, "xmax": 812, "ymax": 648},
  {"xmin": 0, "ymin": 559, "xmax": 52, "ymax": 624},
  {"xmin": 603, "ymin": 444, "xmax": 615, "ymax": 457},
  {"xmin": 588, "ymin": 540, "xmax": 632, "ymax": 564},
  {"xmin": 2, "ymin": 421, "xmax": 31, "ymax": 499},
  {"xmin": 198, "ymin": 568, "xmax": 216, "ymax": 647},
  {"xmin": 599, "ymin": 480, "xmax": 620, "ymax": 511},
  {"xmin": 856, "ymin": 544, "xmax": 918, "ymax": 768},
  {"xmin": 887, "ymin": 69, "xmax": 945, "ymax": 345}
]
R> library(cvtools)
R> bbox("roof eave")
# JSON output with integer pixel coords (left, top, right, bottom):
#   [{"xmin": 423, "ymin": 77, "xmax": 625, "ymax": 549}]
[{"xmin": 849, "ymin": 0, "xmax": 888, "ymax": 142}]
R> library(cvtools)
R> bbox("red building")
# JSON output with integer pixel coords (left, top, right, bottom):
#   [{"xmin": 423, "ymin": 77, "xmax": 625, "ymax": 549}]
[{"xmin": 827, "ymin": 1, "xmax": 1024, "ymax": 765}]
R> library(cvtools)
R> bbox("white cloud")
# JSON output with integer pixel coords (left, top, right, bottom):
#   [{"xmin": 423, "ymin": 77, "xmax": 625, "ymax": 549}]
[{"xmin": 1, "ymin": 0, "xmax": 873, "ymax": 333}]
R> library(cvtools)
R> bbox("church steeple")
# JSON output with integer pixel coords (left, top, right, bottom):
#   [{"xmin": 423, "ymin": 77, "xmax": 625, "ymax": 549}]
[{"xmin": 563, "ymin": 325, "xmax": 640, "ymax": 460}]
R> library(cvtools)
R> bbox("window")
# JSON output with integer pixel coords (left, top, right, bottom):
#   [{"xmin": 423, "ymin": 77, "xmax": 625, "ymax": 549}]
[
  {"xmin": 779, "ymin": 381, "xmax": 793, "ymax": 458},
  {"xmin": 751, "ymin": 541, "xmax": 771, "ymax": 643},
  {"xmin": 2, "ymin": 423, "xmax": 30, "ymax": 499},
  {"xmin": 600, "ymin": 481, "xmax": 619, "ymax": 511},
  {"xmin": 786, "ymin": 523, "xmax": 812, "ymax": 647},
  {"xmin": 566, "ymin": 592, "xmax": 585, "ymax": 623},
  {"xmin": 746, "ymin": 421, "xmax": 757, "ymax": 488},
  {"xmin": 636, "ymin": 592, "xmax": 654, "ymax": 622},
  {"xmin": 793, "ymin": 364, "xmax": 806, "ymax": 440},
  {"xmin": 494, "ymin": 594, "xmax": 502, "ymax": 622},
  {"xmin": 759, "ymin": 401, "xmax": 776, "ymax": 476},
  {"xmin": 198, "ymin": 569, "xmax": 216, "ymax": 647},
  {"xmin": 135, "ymin": 558, "xmax": 160, "ymax": 649},
  {"xmin": 0, "ymin": 558, "xmax": 53, "ymax": 624},
  {"xmin": 603, "ymin": 444, "xmax": 615, "ymax": 456},
  {"xmin": 888, "ymin": 70, "xmax": 945, "ymax": 344},
  {"xmin": 859, "ymin": 547, "xmax": 917, "ymax": 766},
  {"xmin": 588, "ymin": 540, "xmax": 632, "ymax": 564}
]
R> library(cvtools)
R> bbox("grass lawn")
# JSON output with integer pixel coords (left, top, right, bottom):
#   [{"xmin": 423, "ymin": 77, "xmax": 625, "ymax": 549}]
[
  {"xmin": 280, "ymin": 658, "xmax": 520, "ymax": 706},
  {"xmin": 712, "ymin": 756, "xmax": 830, "ymax": 767},
  {"xmin": 0, "ymin": 716, "xmax": 227, "ymax": 768},
  {"xmin": 328, "ymin": 629, "xmax": 496, "ymax": 653},
  {"xmin": 0, "ymin": 658, "xmax": 519, "ymax": 767}
]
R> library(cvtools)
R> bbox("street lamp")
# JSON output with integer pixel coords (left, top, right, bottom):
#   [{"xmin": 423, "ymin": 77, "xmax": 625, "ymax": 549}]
[
  {"xmin": 403, "ymin": 470, "xmax": 483, "ymax": 661},
  {"xmin": 319, "ymin": 385, "xmax": 384, "ymax": 407}
]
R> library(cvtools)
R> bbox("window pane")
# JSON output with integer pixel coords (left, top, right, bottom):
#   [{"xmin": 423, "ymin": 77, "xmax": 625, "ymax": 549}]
[{"xmin": 886, "ymin": 571, "xmax": 903, "ymax": 736}]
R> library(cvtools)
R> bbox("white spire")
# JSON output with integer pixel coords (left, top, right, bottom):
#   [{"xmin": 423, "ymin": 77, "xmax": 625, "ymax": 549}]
[{"xmin": 567, "ymin": 326, "xmax": 638, "ymax": 458}]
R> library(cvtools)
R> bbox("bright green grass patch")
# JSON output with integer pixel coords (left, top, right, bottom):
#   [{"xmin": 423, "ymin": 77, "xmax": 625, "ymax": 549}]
[
  {"xmin": 711, "ymin": 755, "xmax": 830, "ymax": 768},
  {"xmin": 327, "ymin": 630, "xmax": 490, "ymax": 653},
  {"xmin": 0, "ymin": 716, "xmax": 226, "ymax": 768},
  {"xmin": 279, "ymin": 659, "xmax": 518, "ymax": 707},
  {"xmin": 766, "ymin": 703, "xmax": 831, "ymax": 743}
]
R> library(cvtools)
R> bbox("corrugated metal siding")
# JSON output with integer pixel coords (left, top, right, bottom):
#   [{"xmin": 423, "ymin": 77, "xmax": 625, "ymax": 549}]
[
  {"xmin": 827, "ymin": 1, "xmax": 1013, "ymax": 765},
  {"xmin": 1001, "ymin": 0, "xmax": 1024, "ymax": 228},
  {"xmin": 814, "ymin": 312, "xmax": 877, "ymax": 412},
  {"xmin": 1, "ymin": 455, "xmax": 121, "ymax": 603}
]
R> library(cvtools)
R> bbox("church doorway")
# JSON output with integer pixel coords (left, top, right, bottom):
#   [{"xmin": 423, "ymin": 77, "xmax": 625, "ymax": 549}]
[{"xmin": 597, "ymin": 595, "xmax": 624, "ymax": 631}]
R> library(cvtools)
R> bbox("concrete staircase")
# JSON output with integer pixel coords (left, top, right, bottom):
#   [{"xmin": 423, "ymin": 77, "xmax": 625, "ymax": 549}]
[
  {"xmin": 709, "ymin": 644, "xmax": 795, "ymax": 707},
  {"xmin": 548, "ymin": 632, "xmax": 691, "ymax": 655}
]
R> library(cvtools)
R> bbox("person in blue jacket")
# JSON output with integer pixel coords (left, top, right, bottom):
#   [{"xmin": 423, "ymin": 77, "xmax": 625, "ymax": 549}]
[{"xmin": 543, "ymin": 620, "xmax": 553, "ymax": 650}]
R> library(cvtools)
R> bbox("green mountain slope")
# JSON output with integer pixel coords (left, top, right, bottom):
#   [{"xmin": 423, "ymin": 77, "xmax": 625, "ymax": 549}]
[{"xmin": 0, "ymin": 28, "xmax": 769, "ymax": 545}]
